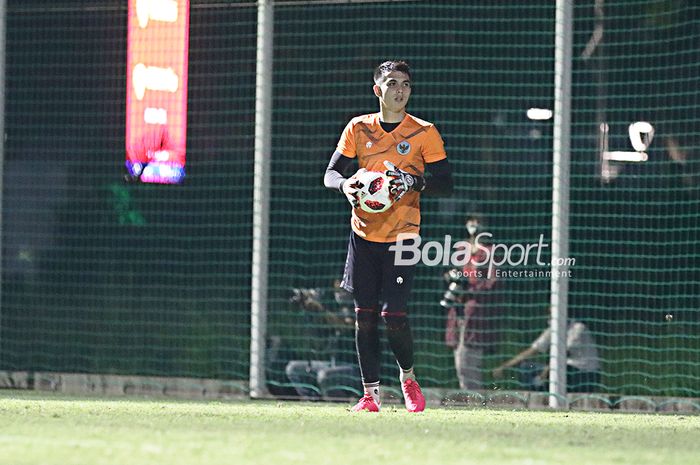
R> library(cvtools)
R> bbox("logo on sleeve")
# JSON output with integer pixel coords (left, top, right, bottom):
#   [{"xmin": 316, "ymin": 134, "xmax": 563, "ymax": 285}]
[{"xmin": 396, "ymin": 141, "xmax": 411, "ymax": 155}]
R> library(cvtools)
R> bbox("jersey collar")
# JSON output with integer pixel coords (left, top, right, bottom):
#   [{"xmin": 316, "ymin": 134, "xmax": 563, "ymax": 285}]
[{"xmin": 374, "ymin": 113, "xmax": 410, "ymax": 138}]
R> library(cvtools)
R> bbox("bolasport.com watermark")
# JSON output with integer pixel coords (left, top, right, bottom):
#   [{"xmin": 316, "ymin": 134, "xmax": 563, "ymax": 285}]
[{"xmin": 388, "ymin": 232, "xmax": 575, "ymax": 279}]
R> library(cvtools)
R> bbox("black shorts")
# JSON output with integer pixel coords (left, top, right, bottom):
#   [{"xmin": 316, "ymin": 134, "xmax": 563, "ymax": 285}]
[{"xmin": 340, "ymin": 232, "xmax": 416, "ymax": 314}]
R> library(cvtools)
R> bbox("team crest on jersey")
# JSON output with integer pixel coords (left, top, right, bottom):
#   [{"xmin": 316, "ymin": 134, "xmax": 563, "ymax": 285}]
[
  {"xmin": 366, "ymin": 141, "xmax": 373, "ymax": 149},
  {"xmin": 396, "ymin": 141, "xmax": 411, "ymax": 155}
]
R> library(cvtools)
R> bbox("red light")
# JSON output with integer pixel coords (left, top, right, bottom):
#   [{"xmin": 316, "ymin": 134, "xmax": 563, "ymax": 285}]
[{"xmin": 126, "ymin": 0, "xmax": 190, "ymax": 184}]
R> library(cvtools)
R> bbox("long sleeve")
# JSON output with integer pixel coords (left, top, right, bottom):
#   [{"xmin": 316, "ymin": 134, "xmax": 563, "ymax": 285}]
[
  {"xmin": 422, "ymin": 158, "xmax": 454, "ymax": 196},
  {"xmin": 324, "ymin": 150, "xmax": 354, "ymax": 193}
]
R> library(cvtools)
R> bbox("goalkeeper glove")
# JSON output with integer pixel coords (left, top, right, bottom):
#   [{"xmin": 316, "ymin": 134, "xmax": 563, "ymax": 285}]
[
  {"xmin": 341, "ymin": 168, "xmax": 366, "ymax": 208},
  {"xmin": 383, "ymin": 160, "xmax": 425, "ymax": 202}
]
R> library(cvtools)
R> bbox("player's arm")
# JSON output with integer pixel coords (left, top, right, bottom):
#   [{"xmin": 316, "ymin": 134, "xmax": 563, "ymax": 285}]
[
  {"xmin": 321, "ymin": 310, "xmax": 355, "ymax": 329},
  {"xmin": 324, "ymin": 150, "xmax": 355, "ymax": 192},
  {"xmin": 324, "ymin": 150, "xmax": 365, "ymax": 208},
  {"xmin": 414, "ymin": 124, "xmax": 454, "ymax": 196},
  {"xmin": 385, "ymin": 123, "xmax": 454, "ymax": 199},
  {"xmin": 384, "ymin": 158, "xmax": 453, "ymax": 201},
  {"xmin": 422, "ymin": 158, "xmax": 454, "ymax": 196},
  {"xmin": 492, "ymin": 346, "xmax": 539, "ymax": 379}
]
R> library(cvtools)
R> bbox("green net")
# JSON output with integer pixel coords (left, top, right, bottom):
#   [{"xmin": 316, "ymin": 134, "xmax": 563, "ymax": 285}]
[
  {"xmin": 2, "ymin": 1, "xmax": 257, "ymax": 380},
  {"xmin": 266, "ymin": 0, "xmax": 557, "ymax": 397},
  {"xmin": 568, "ymin": 0, "xmax": 700, "ymax": 397},
  {"xmin": 1, "ymin": 1, "xmax": 698, "ymax": 403}
]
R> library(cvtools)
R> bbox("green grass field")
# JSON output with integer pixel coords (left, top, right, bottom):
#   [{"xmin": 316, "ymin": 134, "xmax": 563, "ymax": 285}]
[{"xmin": 1, "ymin": 391, "xmax": 698, "ymax": 465}]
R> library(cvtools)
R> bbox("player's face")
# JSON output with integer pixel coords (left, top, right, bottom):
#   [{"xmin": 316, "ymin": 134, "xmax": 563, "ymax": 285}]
[{"xmin": 374, "ymin": 71, "xmax": 412, "ymax": 113}]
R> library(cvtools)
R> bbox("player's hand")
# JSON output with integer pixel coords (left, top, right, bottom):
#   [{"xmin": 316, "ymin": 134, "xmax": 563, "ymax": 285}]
[
  {"xmin": 342, "ymin": 168, "xmax": 367, "ymax": 208},
  {"xmin": 492, "ymin": 367, "xmax": 505, "ymax": 379},
  {"xmin": 383, "ymin": 161, "xmax": 425, "ymax": 202}
]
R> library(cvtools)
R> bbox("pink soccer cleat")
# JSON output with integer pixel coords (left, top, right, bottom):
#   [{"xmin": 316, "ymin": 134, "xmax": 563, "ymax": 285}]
[
  {"xmin": 351, "ymin": 394, "xmax": 381, "ymax": 412},
  {"xmin": 401, "ymin": 379, "xmax": 426, "ymax": 413}
]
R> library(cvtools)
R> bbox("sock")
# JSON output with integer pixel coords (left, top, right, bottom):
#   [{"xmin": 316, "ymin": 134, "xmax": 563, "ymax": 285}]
[
  {"xmin": 363, "ymin": 381, "xmax": 381, "ymax": 405},
  {"xmin": 400, "ymin": 366, "xmax": 415, "ymax": 384},
  {"xmin": 382, "ymin": 311, "xmax": 414, "ymax": 371},
  {"xmin": 355, "ymin": 308, "xmax": 381, "ymax": 385}
]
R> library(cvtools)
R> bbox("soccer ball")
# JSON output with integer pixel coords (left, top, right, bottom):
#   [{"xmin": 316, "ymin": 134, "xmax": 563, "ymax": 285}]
[{"xmin": 356, "ymin": 170, "xmax": 394, "ymax": 214}]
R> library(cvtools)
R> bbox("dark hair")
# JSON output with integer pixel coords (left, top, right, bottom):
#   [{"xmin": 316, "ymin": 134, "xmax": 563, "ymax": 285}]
[{"xmin": 373, "ymin": 60, "xmax": 411, "ymax": 84}]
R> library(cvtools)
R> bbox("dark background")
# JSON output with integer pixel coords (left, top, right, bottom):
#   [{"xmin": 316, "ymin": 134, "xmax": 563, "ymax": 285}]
[{"xmin": 1, "ymin": 0, "xmax": 698, "ymax": 396}]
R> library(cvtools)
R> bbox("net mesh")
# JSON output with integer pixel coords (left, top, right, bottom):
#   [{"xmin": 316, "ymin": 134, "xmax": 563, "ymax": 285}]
[
  {"xmin": 2, "ymin": 1, "xmax": 256, "ymax": 380},
  {"xmin": 568, "ymin": 0, "xmax": 700, "ymax": 397},
  {"xmin": 1, "ymin": 0, "xmax": 698, "ymax": 403},
  {"xmin": 267, "ymin": 1, "xmax": 556, "ymax": 397}
]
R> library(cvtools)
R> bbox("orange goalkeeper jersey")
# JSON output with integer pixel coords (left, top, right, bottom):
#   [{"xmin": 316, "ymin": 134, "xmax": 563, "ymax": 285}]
[{"xmin": 336, "ymin": 113, "xmax": 447, "ymax": 243}]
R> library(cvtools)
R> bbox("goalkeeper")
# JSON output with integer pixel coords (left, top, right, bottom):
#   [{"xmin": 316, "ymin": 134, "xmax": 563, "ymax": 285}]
[{"xmin": 323, "ymin": 60, "xmax": 453, "ymax": 412}]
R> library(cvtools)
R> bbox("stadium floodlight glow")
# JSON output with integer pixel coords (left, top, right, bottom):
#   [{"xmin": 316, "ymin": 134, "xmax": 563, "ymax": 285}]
[
  {"xmin": 600, "ymin": 120, "xmax": 654, "ymax": 163},
  {"xmin": 126, "ymin": 0, "xmax": 190, "ymax": 184},
  {"xmin": 132, "ymin": 64, "xmax": 180, "ymax": 101},
  {"xmin": 603, "ymin": 151, "xmax": 648, "ymax": 162},
  {"xmin": 526, "ymin": 108, "xmax": 553, "ymax": 121},
  {"xmin": 136, "ymin": 0, "xmax": 179, "ymax": 29},
  {"xmin": 144, "ymin": 107, "xmax": 168, "ymax": 125},
  {"xmin": 599, "ymin": 121, "xmax": 653, "ymax": 183},
  {"xmin": 628, "ymin": 121, "xmax": 654, "ymax": 152}
]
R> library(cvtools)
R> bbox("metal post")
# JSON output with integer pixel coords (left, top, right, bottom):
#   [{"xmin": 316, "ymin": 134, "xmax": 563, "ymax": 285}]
[
  {"xmin": 249, "ymin": 0, "xmax": 273, "ymax": 399},
  {"xmin": 550, "ymin": 0, "xmax": 573, "ymax": 409},
  {"xmin": 0, "ymin": 0, "xmax": 6, "ymax": 363}
]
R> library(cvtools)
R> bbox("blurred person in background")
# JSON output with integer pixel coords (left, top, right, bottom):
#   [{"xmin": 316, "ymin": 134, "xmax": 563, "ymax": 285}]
[
  {"xmin": 285, "ymin": 280, "xmax": 361, "ymax": 400},
  {"xmin": 443, "ymin": 214, "xmax": 501, "ymax": 390},
  {"xmin": 492, "ymin": 312, "xmax": 601, "ymax": 392}
]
